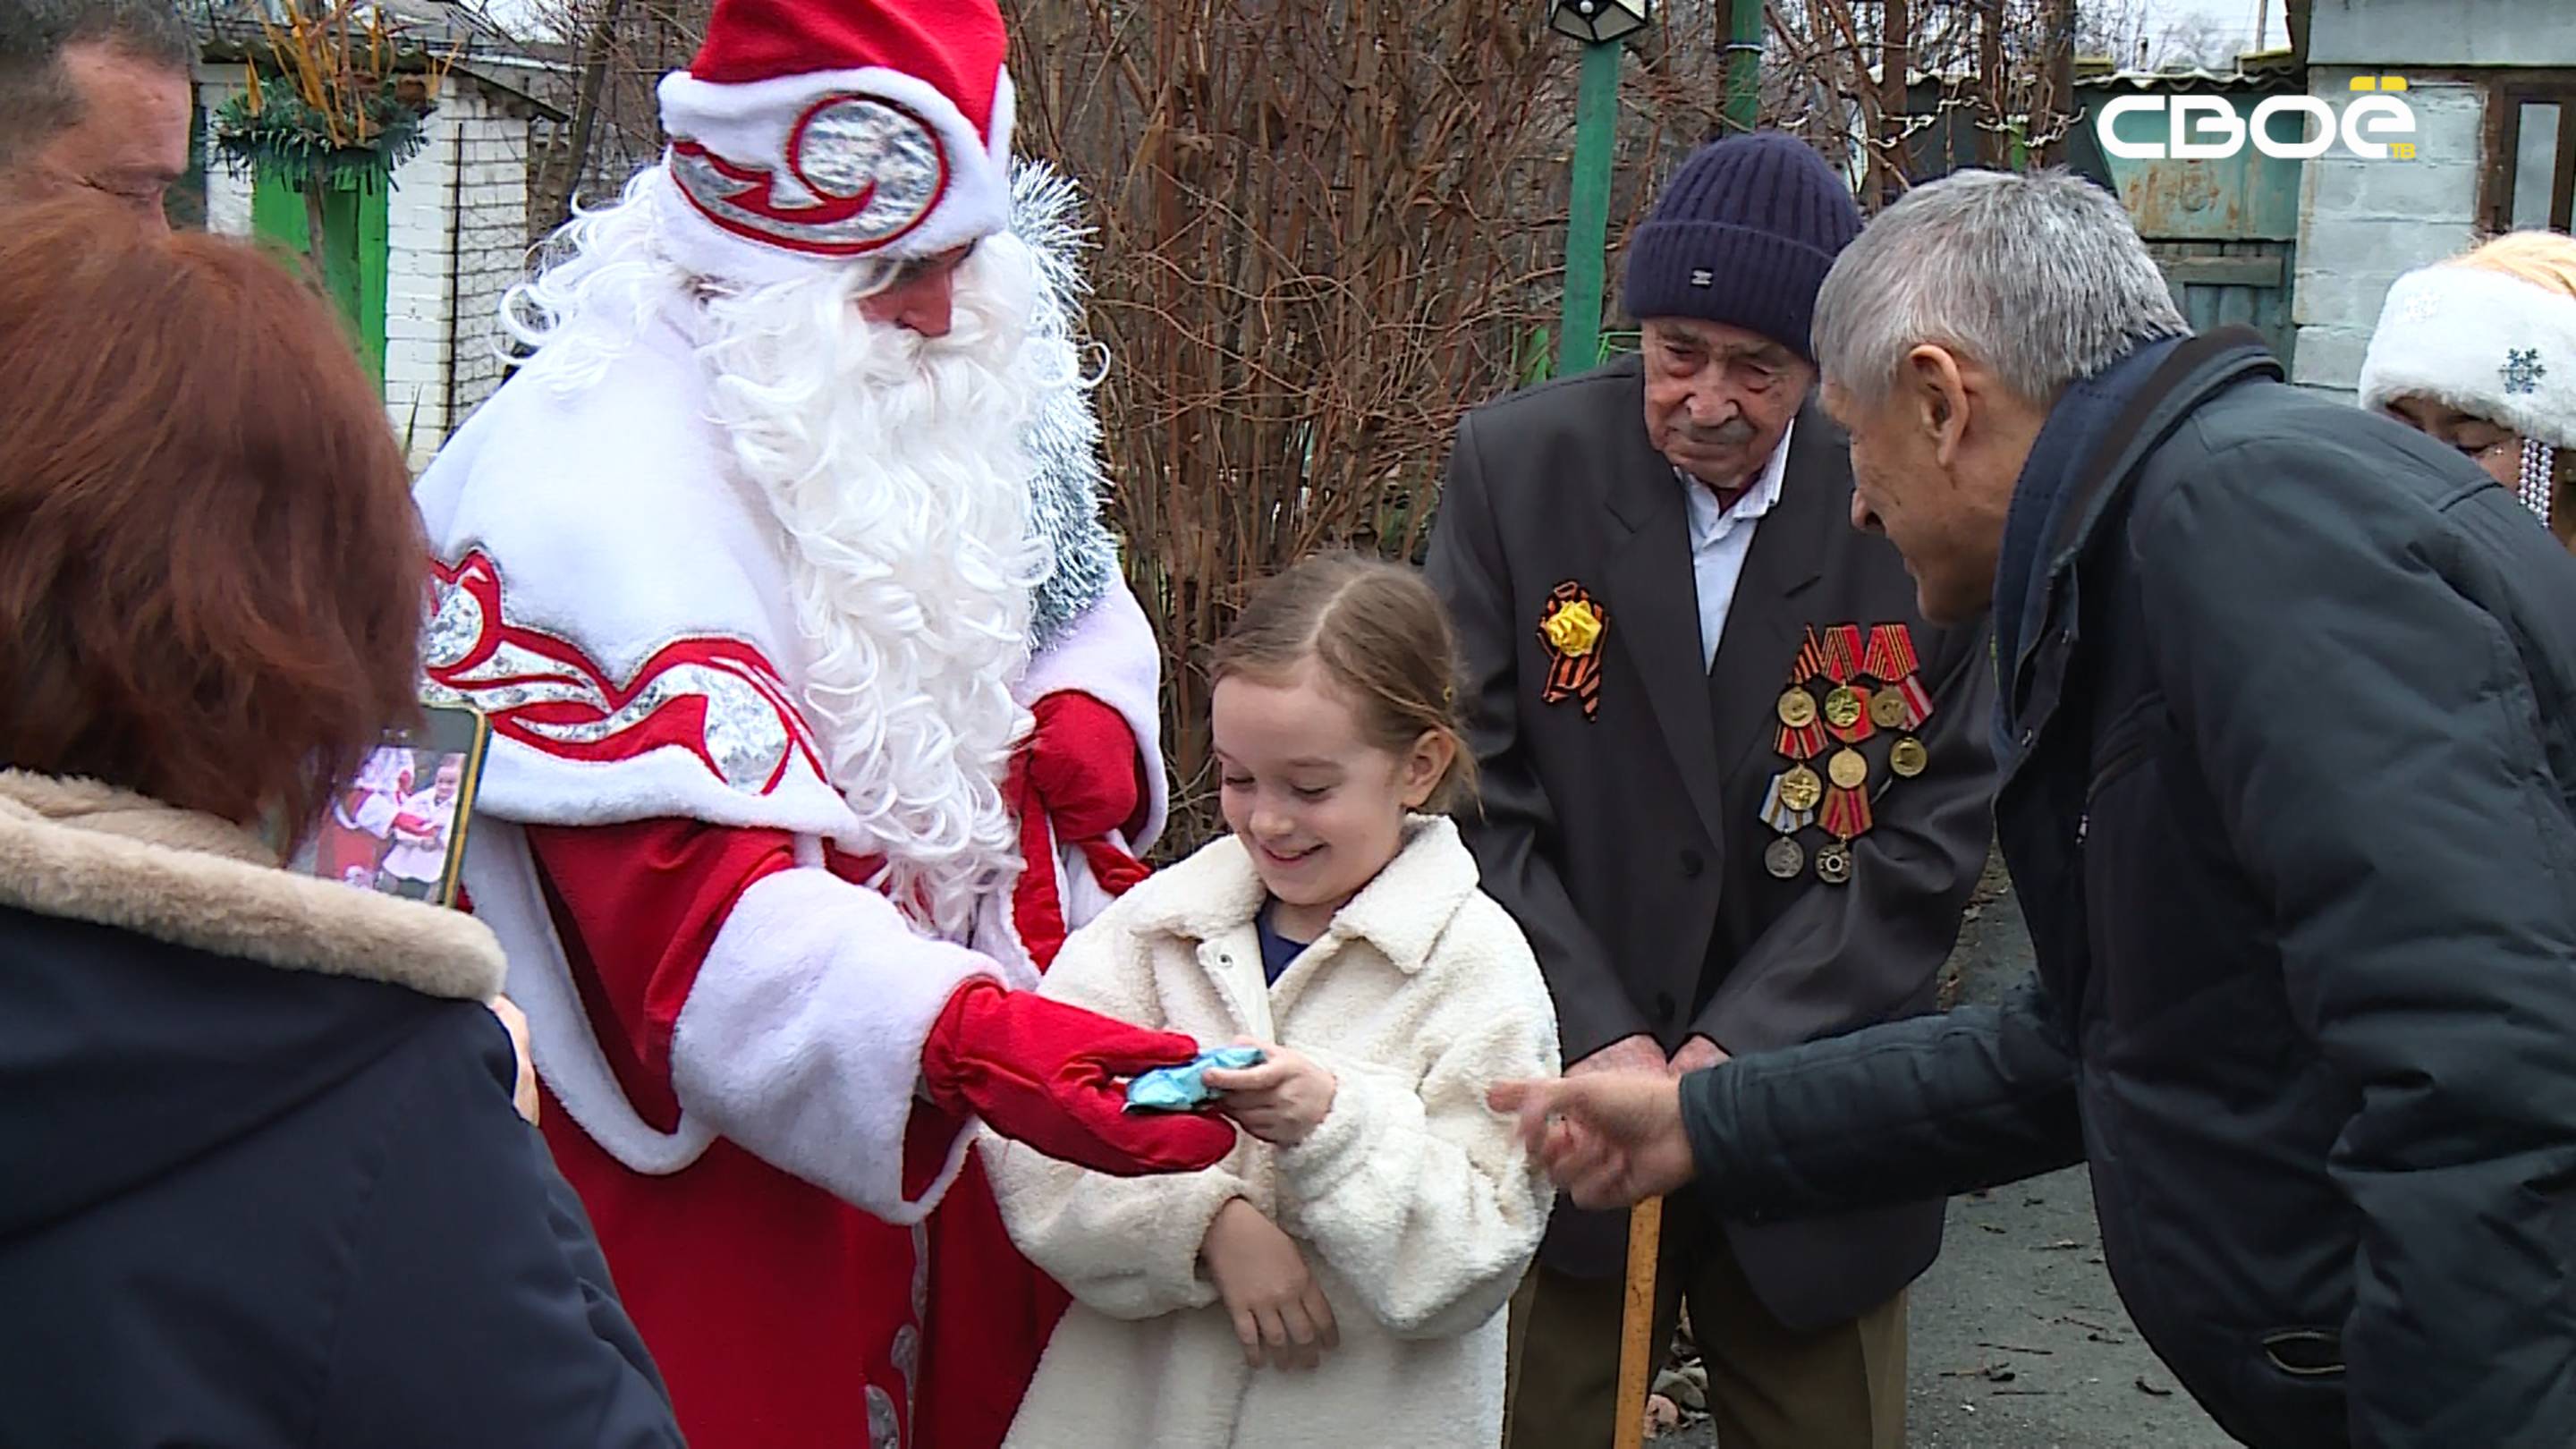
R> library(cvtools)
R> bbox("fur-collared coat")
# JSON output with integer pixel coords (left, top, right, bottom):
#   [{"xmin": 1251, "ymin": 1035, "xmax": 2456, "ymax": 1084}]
[
  {"xmin": 0, "ymin": 773, "xmax": 681, "ymax": 1448},
  {"xmin": 986, "ymin": 816, "xmax": 1561, "ymax": 1449}
]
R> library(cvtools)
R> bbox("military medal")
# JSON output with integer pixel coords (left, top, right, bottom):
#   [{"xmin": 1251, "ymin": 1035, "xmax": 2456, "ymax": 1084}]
[
  {"xmin": 1779, "ymin": 764, "xmax": 1824, "ymax": 813},
  {"xmin": 1826, "ymin": 685, "xmax": 1877, "ymax": 744},
  {"xmin": 1815, "ymin": 841, "xmax": 1853, "ymax": 885},
  {"xmin": 1759, "ymin": 771, "xmax": 1817, "ymax": 879},
  {"xmin": 1759, "ymin": 623, "xmax": 1927, "ymax": 894},
  {"xmin": 1863, "ymin": 623, "xmax": 1936, "ymax": 731},
  {"xmin": 1826, "ymin": 748, "xmax": 1868, "ymax": 790},
  {"xmin": 1775, "ymin": 685, "xmax": 1829, "ymax": 759},
  {"xmin": 1821, "ymin": 685, "xmax": 1861, "ymax": 731},
  {"xmin": 1764, "ymin": 836, "xmax": 1805, "ymax": 878},
  {"xmin": 1761, "ymin": 770, "xmax": 1818, "ymax": 831},
  {"xmin": 1818, "ymin": 747, "xmax": 1874, "ymax": 848}
]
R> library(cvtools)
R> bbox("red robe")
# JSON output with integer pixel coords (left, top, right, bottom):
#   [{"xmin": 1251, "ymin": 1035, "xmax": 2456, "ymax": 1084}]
[
  {"xmin": 515, "ymin": 689, "xmax": 1151, "ymax": 1449},
  {"xmin": 530, "ymin": 820, "xmax": 960, "ymax": 1447}
]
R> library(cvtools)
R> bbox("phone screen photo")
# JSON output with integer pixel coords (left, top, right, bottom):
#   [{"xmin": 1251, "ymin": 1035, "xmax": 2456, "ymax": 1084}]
[{"xmin": 285, "ymin": 704, "xmax": 491, "ymax": 909}]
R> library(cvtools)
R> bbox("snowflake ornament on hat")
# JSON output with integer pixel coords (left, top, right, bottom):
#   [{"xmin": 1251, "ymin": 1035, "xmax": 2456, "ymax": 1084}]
[{"xmin": 657, "ymin": 0, "xmax": 1015, "ymax": 282}]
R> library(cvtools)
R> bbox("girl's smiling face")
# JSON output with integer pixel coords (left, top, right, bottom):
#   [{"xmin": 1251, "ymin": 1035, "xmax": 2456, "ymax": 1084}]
[{"xmin": 1212, "ymin": 657, "xmax": 1450, "ymax": 937}]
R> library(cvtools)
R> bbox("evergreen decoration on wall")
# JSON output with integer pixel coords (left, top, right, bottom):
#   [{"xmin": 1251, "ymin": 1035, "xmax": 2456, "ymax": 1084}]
[
  {"xmin": 212, "ymin": 80, "xmax": 430, "ymax": 192},
  {"xmin": 208, "ymin": 2, "xmax": 457, "ymax": 276}
]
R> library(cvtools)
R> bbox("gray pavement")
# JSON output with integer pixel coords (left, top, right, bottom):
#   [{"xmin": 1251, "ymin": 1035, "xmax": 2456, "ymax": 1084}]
[{"xmin": 1663, "ymin": 868, "xmax": 2233, "ymax": 1448}]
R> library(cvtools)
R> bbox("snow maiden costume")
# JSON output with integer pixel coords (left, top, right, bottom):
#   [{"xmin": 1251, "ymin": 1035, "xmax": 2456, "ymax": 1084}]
[{"xmin": 2360, "ymin": 243, "xmax": 2576, "ymax": 535}]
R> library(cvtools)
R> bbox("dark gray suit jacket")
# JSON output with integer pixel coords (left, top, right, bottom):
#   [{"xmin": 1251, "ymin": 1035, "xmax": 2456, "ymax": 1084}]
[{"xmin": 1425, "ymin": 356, "xmax": 1998, "ymax": 1328}]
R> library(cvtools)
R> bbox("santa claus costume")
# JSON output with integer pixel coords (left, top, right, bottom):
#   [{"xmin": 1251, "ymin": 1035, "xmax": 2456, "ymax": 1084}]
[
  {"xmin": 409, "ymin": 0, "xmax": 1233, "ymax": 1445},
  {"xmin": 309, "ymin": 746, "xmax": 411, "ymax": 886}
]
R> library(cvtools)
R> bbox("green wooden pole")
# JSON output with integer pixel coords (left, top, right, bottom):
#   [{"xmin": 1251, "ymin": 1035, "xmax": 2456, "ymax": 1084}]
[
  {"xmin": 1558, "ymin": 37, "xmax": 1620, "ymax": 376},
  {"xmin": 1724, "ymin": 0, "xmax": 1764, "ymax": 134}
]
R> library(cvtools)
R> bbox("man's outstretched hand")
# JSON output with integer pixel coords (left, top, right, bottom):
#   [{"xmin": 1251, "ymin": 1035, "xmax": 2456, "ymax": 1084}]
[
  {"xmin": 1489, "ymin": 1072, "xmax": 1697, "ymax": 1209},
  {"xmin": 922, "ymin": 979, "xmax": 1237, "ymax": 1175}
]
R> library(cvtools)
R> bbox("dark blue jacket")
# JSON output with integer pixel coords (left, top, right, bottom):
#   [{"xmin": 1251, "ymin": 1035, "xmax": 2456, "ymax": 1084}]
[
  {"xmin": 0, "ymin": 786, "xmax": 684, "ymax": 1448},
  {"xmin": 1675, "ymin": 332, "xmax": 2576, "ymax": 1447}
]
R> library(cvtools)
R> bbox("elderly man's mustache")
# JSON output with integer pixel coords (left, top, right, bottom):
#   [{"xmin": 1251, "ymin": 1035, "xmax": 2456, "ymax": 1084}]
[{"xmin": 1678, "ymin": 417, "xmax": 1758, "ymax": 447}]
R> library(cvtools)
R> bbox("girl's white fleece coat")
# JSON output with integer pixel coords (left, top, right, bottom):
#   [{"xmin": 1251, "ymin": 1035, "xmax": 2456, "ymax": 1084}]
[{"xmin": 986, "ymin": 816, "xmax": 1562, "ymax": 1448}]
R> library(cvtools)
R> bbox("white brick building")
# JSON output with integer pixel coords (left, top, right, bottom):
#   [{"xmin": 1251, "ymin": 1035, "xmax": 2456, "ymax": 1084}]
[
  {"xmin": 2290, "ymin": 0, "xmax": 2576, "ymax": 400},
  {"xmin": 200, "ymin": 65, "xmax": 550, "ymax": 468}
]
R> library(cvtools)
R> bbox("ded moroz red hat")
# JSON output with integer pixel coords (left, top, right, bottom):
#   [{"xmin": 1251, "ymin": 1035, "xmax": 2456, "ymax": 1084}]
[{"xmin": 656, "ymin": 0, "xmax": 1014, "ymax": 281}]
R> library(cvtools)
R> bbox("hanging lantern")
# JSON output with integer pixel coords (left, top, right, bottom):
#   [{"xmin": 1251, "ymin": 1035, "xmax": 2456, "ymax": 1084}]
[{"xmin": 1546, "ymin": 0, "xmax": 1651, "ymax": 45}]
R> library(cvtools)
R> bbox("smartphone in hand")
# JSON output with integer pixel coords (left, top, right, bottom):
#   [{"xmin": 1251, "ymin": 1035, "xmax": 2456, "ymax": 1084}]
[{"xmin": 285, "ymin": 704, "xmax": 491, "ymax": 909}]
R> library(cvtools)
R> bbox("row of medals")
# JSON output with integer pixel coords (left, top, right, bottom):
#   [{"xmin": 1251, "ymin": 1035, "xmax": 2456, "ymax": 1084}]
[{"xmin": 1764, "ymin": 681, "xmax": 1928, "ymax": 884}]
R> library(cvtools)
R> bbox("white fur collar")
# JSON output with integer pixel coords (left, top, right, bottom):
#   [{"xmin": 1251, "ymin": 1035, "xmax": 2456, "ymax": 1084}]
[
  {"xmin": 2360, "ymin": 265, "xmax": 2576, "ymax": 450},
  {"xmin": 0, "ymin": 772, "xmax": 504, "ymax": 1002},
  {"xmin": 1126, "ymin": 815, "xmax": 1481, "ymax": 974}
]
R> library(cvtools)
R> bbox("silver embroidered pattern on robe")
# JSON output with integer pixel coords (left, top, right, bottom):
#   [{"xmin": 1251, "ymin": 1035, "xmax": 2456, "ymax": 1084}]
[
  {"xmin": 867, "ymin": 1385, "xmax": 903, "ymax": 1449},
  {"xmin": 670, "ymin": 96, "xmax": 947, "ymax": 253},
  {"xmin": 419, "ymin": 555, "xmax": 811, "ymax": 795},
  {"xmin": 424, "ymin": 579, "xmax": 482, "ymax": 671}
]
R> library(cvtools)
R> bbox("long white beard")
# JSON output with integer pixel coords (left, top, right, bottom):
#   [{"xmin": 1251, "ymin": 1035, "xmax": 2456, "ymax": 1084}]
[{"xmin": 507, "ymin": 171, "xmax": 1062, "ymax": 938}]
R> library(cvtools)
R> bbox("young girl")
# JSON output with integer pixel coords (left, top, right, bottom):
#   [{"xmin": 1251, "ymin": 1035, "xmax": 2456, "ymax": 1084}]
[{"xmin": 985, "ymin": 555, "xmax": 1562, "ymax": 1448}]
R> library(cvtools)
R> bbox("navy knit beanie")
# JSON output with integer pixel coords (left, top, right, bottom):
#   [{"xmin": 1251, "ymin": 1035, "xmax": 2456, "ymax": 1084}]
[{"xmin": 1621, "ymin": 132, "xmax": 1863, "ymax": 362}]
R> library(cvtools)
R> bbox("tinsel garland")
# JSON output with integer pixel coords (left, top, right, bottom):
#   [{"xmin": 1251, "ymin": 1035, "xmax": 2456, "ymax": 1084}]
[
  {"xmin": 211, "ymin": 83, "xmax": 430, "ymax": 191},
  {"xmin": 1011, "ymin": 160, "xmax": 1123, "ymax": 655}
]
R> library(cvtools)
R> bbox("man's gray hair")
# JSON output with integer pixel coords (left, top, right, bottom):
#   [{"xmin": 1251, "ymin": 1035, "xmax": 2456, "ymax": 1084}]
[
  {"xmin": 1813, "ymin": 169, "xmax": 2189, "ymax": 406},
  {"xmin": 0, "ymin": 0, "xmax": 193, "ymax": 166}
]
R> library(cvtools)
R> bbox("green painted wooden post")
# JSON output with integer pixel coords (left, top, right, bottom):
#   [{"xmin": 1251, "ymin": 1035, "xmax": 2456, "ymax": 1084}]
[
  {"xmin": 1724, "ymin": 0, "xmax": 1763, "ymax": 134},
  {"xmin": 1558, "ymin": 38, "xmax": 1621, "ymax": 377},
  {"xmin": 251, "ymin": 174, "xmax": 391, "ymax": 392}
]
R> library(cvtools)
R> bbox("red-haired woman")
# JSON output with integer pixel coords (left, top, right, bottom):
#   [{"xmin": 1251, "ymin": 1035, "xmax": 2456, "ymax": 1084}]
[{"xmin": 0, "ymin": 195, "xmax": 683, "ymax": 1447}]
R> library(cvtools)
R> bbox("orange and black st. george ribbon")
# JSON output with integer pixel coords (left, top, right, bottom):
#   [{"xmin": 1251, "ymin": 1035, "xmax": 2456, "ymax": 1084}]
[{"xmin": 1538, "ymin": 581, "xmax": 1606, "ymax": 722}]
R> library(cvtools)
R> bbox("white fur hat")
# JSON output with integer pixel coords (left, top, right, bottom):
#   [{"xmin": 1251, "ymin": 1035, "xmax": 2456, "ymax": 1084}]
[{"xmin": 2359, "ymin": 263, "xmax": 2576, "ymax": 450}]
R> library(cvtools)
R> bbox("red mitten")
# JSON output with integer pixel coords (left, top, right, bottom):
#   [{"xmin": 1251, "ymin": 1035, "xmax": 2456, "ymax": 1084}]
[
  {"xmin": 1021, "ymin": 691, "xmax": 1150, "ymax": 843},
  {"xmin": 1011, "ymin": 693, "xmax": 1155, "ymax": 968},
  {"xmin": 920, "ymin": 979, "xmax": 1236, "ymax": 1175}
]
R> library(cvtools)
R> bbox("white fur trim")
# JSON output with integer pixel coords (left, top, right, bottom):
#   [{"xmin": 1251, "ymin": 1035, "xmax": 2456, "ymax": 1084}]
[
  {"xmin": 1014, "ymin": 579, "xmax": 1171, "ymax": 851},
  {"xmin": 671, "ymin": 865, "xmax": 997, "ymax": 1223},
  {"xmin": 414, "ymin": 320, "xmax": 869, "ymax": 846},
  {"xmin": 1059, "ymin": 838, "xmax": 1121, "ymax": 926},
  {"xmin": 461, "ymin": 819, "xmax": 716, "ymax": 1174},
  {"xmin": 656, "ymin": 63, "xmax": 1012, "ymax": 285},
  {"xmin": 2360, "ymin": 266, "xmax": 2576, "ymax": 450},
  {"xmin": 987, "ymin": 68, "xmax": 1016, "ymax": 169},
  {"xmin": 0, "ymin": 773, "xmax": 504, "ymax": 1003}
]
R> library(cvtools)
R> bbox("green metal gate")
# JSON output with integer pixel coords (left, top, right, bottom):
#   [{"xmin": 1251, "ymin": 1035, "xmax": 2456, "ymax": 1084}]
[
  {"xmin": 250, "ymin": 174, "xmax": 391, "ymax": 391},
  {"xmin": 2148, "ymin": 241, "xmax": 2297, "ymax": 361},
  {"xmin": 2073, "ymin": 69, "xmax": 2306, "ymax": 367}
]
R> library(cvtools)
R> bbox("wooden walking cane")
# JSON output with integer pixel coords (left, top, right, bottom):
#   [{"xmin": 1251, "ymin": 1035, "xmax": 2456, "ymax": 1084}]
[{"xmin": 1614, "ymin": 1195, "xmax": 1665, "ymax": 1449}]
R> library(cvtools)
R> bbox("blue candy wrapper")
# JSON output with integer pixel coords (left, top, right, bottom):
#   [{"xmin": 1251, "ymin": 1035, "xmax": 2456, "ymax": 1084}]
[{"xmin": 1124, "ymin": 1045, "xmax": 1266, "ymax": 1113}]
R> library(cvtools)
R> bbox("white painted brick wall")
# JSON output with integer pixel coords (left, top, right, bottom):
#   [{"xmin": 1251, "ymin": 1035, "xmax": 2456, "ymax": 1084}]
[
  {"xmin": 199, "ymin": 77, "xmax": 257, "ymax": 237},
  {"xmin": 379, "ymin": 76, "xmax": 534, "ymax": 468},
  {"xmin": 2291, "ymin": 72, "xmax": 2486, "ymax": 401}
]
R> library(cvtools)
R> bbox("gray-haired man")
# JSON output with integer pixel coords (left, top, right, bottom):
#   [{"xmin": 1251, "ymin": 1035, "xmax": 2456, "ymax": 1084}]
[
  {"xmin": 0, "ymin": 0, "xmax": 192, "ymax": 226},
  {"xmin": 1494, "ymin": 168, "xmax": 2576, "ymax": 1447}
]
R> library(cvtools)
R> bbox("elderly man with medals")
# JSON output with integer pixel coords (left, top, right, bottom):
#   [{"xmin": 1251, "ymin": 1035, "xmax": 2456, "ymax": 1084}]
[{"xmin": 1427, "ymin": 131, "xmax": 2000, "ymax": 1449}]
